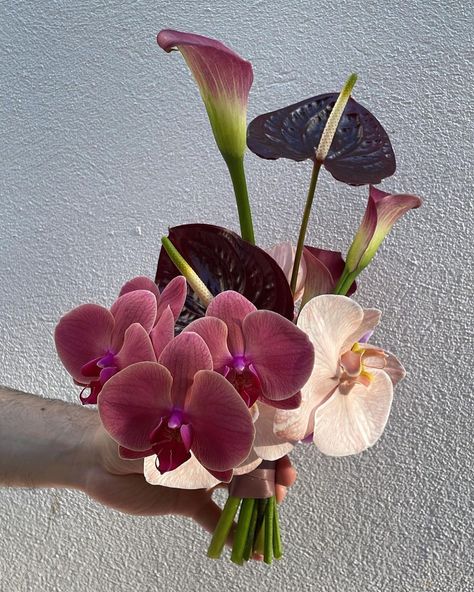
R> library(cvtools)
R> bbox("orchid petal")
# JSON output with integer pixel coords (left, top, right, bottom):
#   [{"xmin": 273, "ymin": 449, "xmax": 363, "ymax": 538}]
[
  {"xmin": 150, "ymin": 306, "xmax": 175, "ymax": 359},
  {"xmin": 244, "ymin": 310, "xmax": 314, "ymax": 400},
  {"xmin": 186, "ymin": 370, "xmax": 254, "ymax": 471},
  {"xmin": 156, "ymin": 276, "xmax": 187, "ymax": 321},
  {"xmin": 259, "ymin": 391, "xmax": 302, "ymax": 410},
  {"xmin": 144, "ymin": 453, "xmax": 220, "ymax": 489},
  {"xmin": 98, "ymin": 362, "xmax": 173, "ymax": 451},
  {"xmin": 299, "ymin": 295, "xmax": 364, "ymax": 389},
  {"xmin": 273, "ymin": 391, "xmax": 319, "ymax": 442},
  {"xmin": 362, "ymin": 347, "xmax": 405, "ymax": 386},
  {"xmin": 184, "ymin": 316, "xmax": 233, "ymax": 370},
  {"xmin": 313, "ymin": 369, "xmax": 393, "ymax": 456},
  {"xmin": 253, "ymin": 402, "xmax": 294, "ymax": 461},
  {"xmin": 55, "ymin": 304, "xmax": 115, "ymax": 383},
  {"xmin": 115, "ymin": 323, "xmax": 156, "ymax": 370},
  {"xmin": 342, "ymin": 308, "xmax": 381, "ymax": 352},
  {"xmin": 157, "ymin": 29, "xmax": 253, "ymax": 160},
  {"xmin": 207, "ymin": 291, "xmax": 256, "ymax": 356},
  {"xmin": 267, "ymin": 242, "xmax": 306, "ymax": 301},
  {"xmin": 158, "ymin": 332, "xmax": 212, "ymax": 408},
  {"xmin": 110, "ymin": 290, "xmax": 157, "ymax": 351},
  {"xmin": 119, "ymin": 276, "xmax": 161, "ymax": 300},
  {"xmin": 233, "ymin": 450, "xmax": 262, "ymax": 475}
]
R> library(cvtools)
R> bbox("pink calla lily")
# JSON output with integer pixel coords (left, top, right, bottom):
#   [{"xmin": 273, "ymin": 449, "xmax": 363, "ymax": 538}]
[
  {"xmin": 157, "ymin": 29, "xmax": 253, "ymax": 160},
  {"xmin": 55, "ymin": 290, "xmax": 157, "ymax": 404},
  {"xmin": 275, "ymin": 295, "xmax": 405, "ymax": 456},
  {"xmin": 184, "ymin": 291, "xmax": 314, "ymax": 408},
  {"xmin": 98, "ymin": 332, "xmax": 255, "ymax": 482},
  {"xmin": 345, "ymin": 186, "xmax": 422, "ymax": 274}
]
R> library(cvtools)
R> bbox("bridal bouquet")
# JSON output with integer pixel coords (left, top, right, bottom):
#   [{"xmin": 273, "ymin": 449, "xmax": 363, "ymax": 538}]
[{"xmin": 54, "ymin": 30, "xmax": 421, "ymax": 565}]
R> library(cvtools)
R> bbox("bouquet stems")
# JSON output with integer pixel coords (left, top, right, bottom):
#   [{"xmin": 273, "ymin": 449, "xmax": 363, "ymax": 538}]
[{"xmin": 207, "ymin": 462, "xmax": 282, "ymax": 565}]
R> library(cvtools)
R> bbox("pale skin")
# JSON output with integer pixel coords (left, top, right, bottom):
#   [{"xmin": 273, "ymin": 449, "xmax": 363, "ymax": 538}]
[{"xmin": 0, "ymin": 387, "xmax": 296, "ymax": 537}]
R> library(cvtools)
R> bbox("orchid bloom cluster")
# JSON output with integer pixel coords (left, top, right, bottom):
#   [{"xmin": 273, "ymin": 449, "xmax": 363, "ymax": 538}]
[
  {"xmin": 54, "ymin": 28, "xmax": 422, "ymax": 565},
  {"xmin": 55, "ymin": 270, "xmax": 314, "ymax": 488}
]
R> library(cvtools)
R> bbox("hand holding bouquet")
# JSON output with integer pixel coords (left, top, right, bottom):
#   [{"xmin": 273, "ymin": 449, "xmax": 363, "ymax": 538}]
[{"xmin": 54, "ymin": 29, "xmax": 421, "ymax": 565}]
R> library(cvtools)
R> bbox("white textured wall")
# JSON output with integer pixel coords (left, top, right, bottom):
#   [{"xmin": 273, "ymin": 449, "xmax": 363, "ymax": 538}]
[{"xmin": 0, "ymin": 1, "xmax": 472, "ymax": 591}]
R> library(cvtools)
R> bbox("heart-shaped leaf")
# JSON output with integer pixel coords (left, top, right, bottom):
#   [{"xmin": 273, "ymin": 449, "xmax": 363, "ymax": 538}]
[
  {"xmin": 247, "ymin": 93, "xmax": 395, "ymax": 186},
  {"xmin": 155, "ymin": 224, "xmax": 295, "ymax": 332}
]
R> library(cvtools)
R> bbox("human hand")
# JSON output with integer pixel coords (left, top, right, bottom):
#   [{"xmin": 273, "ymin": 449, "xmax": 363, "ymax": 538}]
[{"xmin": 83, "ymin": 424, "xmax": 297, "ymax": 535}]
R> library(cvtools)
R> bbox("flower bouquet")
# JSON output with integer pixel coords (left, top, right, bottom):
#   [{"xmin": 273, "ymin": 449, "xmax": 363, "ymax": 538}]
[{"xmin": 54, "ymin": 29, "xmax": 421, "ymax": 565}]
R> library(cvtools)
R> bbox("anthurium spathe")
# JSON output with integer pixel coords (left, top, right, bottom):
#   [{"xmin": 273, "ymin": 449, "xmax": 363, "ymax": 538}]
[
  {"xmin": 184, "ymin": 291, "xmax": 314, "ymax": 408},
  {"xmin": 98, "ymin": 332, "xmax": 255, "ymax": 482},
  {"xmin": 344, "ymin": 185, "xmax": 422, "ymax": 276},
  {"xmin": 157, "ymin": 29, "xmax": 253, "ymax": 161},
  {"xmin": 55, "ymin": 290, "xmax": 157, "ymax": 404},
  {"xmin": 275, "ymin": 295, "xmax": 405, "ymax": 456}
]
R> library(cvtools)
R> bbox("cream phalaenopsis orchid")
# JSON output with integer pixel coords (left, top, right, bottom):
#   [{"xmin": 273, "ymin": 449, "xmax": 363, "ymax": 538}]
[{"xmin": 275, "ymin": 295, "xmax": 405, "ymax": 456}]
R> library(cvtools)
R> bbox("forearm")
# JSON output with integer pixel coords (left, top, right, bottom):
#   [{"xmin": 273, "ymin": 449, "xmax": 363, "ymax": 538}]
[{"xmin": 0, "ymin": 386, "xmax": 98, "ymax": 490}]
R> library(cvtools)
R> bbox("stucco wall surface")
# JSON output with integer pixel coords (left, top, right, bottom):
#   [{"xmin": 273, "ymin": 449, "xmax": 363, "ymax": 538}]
[{"xmin": 0, "ymin": 1, "xmax": 472, "ymax": 591}]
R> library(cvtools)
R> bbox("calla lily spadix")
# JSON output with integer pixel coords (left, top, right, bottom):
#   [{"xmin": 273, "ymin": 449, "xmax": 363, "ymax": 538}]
[
  {"xmin": 275, "ymin": 295, "xmax": 405, "ymax": 456},
  {"xmin": 98, "ymin": 332, "xmax": 255, "ymax": 485}
]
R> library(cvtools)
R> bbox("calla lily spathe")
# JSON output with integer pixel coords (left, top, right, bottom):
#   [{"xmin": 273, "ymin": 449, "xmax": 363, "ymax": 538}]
[
  {"xmin": 345, "ymin": 186, "xmax": 422, "ymax": 274},
  {"xmin": 275, "ymin": 295, "xmax": 405, "ymax": 456},
  {"xmin": 157, "ymin": 29, "xmax": 253, "ymax": 161}
]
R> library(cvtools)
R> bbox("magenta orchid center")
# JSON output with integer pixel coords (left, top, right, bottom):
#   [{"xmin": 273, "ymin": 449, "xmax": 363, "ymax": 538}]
[
  {"xmin": 224, "ymin": 355, "xmax": 262, "ymax": 408},
  {"xmin": 150, "ymin": 409, "xmax": 193, "ymax": 474},
  {"xmin": 79, "ymin": 350, "xmax": 119, "ymax": 404}
]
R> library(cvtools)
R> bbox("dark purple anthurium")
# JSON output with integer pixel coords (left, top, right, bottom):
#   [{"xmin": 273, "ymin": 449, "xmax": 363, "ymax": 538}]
[
  {"xmin": 98, "ymin": 332, "xmax": 255, "ymax": 479},
  {"xmin": 55, "ymin": 290, "xmax": 157, "ymax": 404},
  {"xmin": 247, "ymin": 93, "xmax": 396, "ymax": 186},
  {"xmin": 155, "ymin": 224, "xmax": 295, "ymax": 331},
  {"xmin": 184, "ymin": 291, "xmax": 314, "ymax": 409}
]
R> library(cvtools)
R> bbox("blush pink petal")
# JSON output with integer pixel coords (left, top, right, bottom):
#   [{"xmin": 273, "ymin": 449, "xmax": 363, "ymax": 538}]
[
  {"xmin": 244, "ymin": 310, "xmax": 314, "ymax": 400},
  {"xmin": 184, "ymin": 316, "xmax": 233, "ymax": 370},
  {"xmin": 150, "ymin": 306, "xmax": 175, "ymax": 359},
  {"xmin": 298, "ymin": 295, "xmax": 364, "ymax": 389},
  {"xmin": 267, "ymin": 242, "xmax": 306, "ymax": 300},
  {"xmin": 156, "ymin": 276, "xmax": 187, "ymax": 321},
  {"xmin": 98, "ymin": 362, "xmax": 173, "ymax": 451},
  {"xmin": 186, "ymin": 370, "xmax": 254, "ymax": 472},
  {"xmin": 119, "ymin": 276, "xmax": 161, "ymax": 300},
  {"xmin": 55, "ymin": 304, "xmax": 115, "ymax": 383},
  {"xmin": 114, "ymin": 323, "xmax": 156, "ymax": 369},
  {"xmin": 253, "ymin": 402, "xmax": 294, "ymax": 461},
  {"xmin": 144, "ymin": 453, "xmax": 221, "ymax": 489},
  {"xmin": 158, "ymin": 332, "xmax": 213, "ymax": 409},
  {"xmin": 274, "ymin": 391, "xmax": 321, "ymax": 442},
  {"xmin": 342, "ymin": 308, "xmax": 381, "ymax": 352},
  {"xmin": 363, "ymin": 347, "xmax": 405, "ymax": 386},
  {"xmin": 312, "ymin": 369, "xmax": 393, "ymax": 456},
  {"xmin": 207, "ymin": 291, "xmax": 256, "ymax": 355},
  {"xmin": 233, "ymin": 450, "xmax": 262, "ymax": 475},
  {"xmin": 110, "ymin": 290, "xmax": 157, "ymax": 351}
]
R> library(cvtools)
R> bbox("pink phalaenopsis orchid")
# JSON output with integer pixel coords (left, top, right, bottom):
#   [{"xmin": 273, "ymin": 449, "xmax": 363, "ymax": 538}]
[
  {"xmin": 157, "ymin": 29, "xmax": 253, "ymax": 160},
  {"xmin": 185, "ymin": 291, "xmax": 314, "ymax": 408},
  {"xmin": 275, "ymin": 295, "xmax": 405, "ymax": 456},
  {"xmin": 98, "ymin": 332, "xmax": 255, "ymax": 487},
  {"xmin": 119, "ymin": 275, "xmax": 186, "ymax": 357},
  {"xmin": 55, "ymin": 289, "xmax": 158, "ymax": 404}
]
